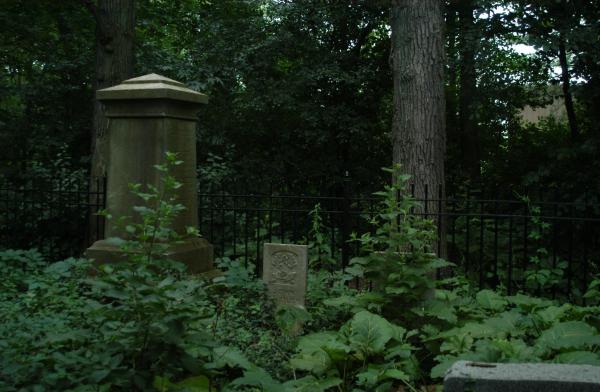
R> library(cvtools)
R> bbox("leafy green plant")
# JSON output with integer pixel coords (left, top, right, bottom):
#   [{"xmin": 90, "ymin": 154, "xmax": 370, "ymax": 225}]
[
  {"xmin": 307, "ymin": 203, "xmax": 337, "ymax": 270},
  {"xmin": 0, "ymin": 153, "xmax": 265, "ymax": 391},
  {"xmin": 584, "ymin": 274, "xmax": 600, "ymax": 305},
  {"xmin": 285, "ymin": 167, "xmax": 448, "ymax": 390},
  {"xmin": 425, "ymin": 290, "xmax": 600, "ymax": 378},
  {"xmin": 288, "ymin": 310, "xmax": 418, "ymax": 392},
  {"xmin": 208, "ymin": 257, "xmax": 296, "ymax": 381},
  {"xmin": 338, "ymin": 166, "xmax": 451, "ymax": 324},
  {"xmin": 519, "ymin": 196, "xmax": 566, "ymax": 293}
]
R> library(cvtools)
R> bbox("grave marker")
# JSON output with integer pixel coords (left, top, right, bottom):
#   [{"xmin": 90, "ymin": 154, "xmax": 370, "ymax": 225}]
[
  {"xmin": 85, "ymin": 73, "xmax": 214, "ymax": 273},
  {"xmin": 262, "ymin": 243, "xmax": 308, "ymax": 307}
]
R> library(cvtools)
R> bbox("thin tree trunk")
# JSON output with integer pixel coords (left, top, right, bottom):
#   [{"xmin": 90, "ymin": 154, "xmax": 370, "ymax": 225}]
[
  {"xmin": 558, "ymin": 34, "xmax": 579, "ymax": 141},
  {"xmin": 458, "ymin": 0, "xmax": 481, "ymax": 181},
  {"xmin": 391, "ymin": 0, "xmax": 446, "ymax": 258}
]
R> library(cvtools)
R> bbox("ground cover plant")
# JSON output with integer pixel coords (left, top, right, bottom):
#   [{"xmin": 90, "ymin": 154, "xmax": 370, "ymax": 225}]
[{"xmin": 1, "ymin": 161, "xmax": 599, "ymax": 391}]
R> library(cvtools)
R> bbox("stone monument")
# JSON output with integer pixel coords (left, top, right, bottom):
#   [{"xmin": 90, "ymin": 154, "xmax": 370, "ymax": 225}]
[
  {"xmin": 85, "ymin": 73, "xmax": 214, "ymax": 273},
  {"xmin": 262, "ymin": 243, "xmax": 308, "ymax": 307}
]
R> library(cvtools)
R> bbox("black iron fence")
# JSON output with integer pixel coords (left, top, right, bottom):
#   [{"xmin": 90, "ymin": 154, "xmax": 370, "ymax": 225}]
[
  {"xmin": 1, "ymin": 177, "xmax": 598, "ymax": 302},
  {"xmin": 199, "ymin": 185, "xmax": 600, "ymax": 302},
  {"xmin": 0, "ymin": 177, "xmax": 106, "ymax": 260}
]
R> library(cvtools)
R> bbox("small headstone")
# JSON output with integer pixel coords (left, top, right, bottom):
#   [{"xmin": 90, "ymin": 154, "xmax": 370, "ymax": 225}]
[
  {"xmin": 444, "ymin": 360, "xmax": 600, "ymax": 392},
  {"xmin": 262, "ymin": 243, "xmax": 308, "ymax": 307}
]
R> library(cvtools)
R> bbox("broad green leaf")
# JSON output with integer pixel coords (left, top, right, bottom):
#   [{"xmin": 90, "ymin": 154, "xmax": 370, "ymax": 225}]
[
  {"xmin": 536, "ymin": 305, "xmax": 570, "ymax": 326},
  {"xmin": 356, "ymin": 365, "xmax": 382, "ymax": 386},
  {"xmin": 275, "ymin": 305, "xmax": 312, "ymax": 335},
  {"xmin": 231, "ymin": 367, "xmax": 283, "ymax": 392},
  {"xmin": 430, "ymin": 353, "xmax": 487, "ymax": 379},
  {"xmin": 206, "ymin": 346, "xmax": 252, "ymax": 370},
  {"xmin": 171, "ymin": 375, "xmax": 212, "ymax": 391},
  {"xmin": 554, "ymin": 351, "xmax": 600, "ymax": 365},
  {"xmin": 425, "ymin": 300, "xmax": 457, "ymax": 324},
  {"xmin": 537, "ymin": 321, "xmax": 600, "ymax": 352},
  {"xmin": 283, "ymin": 376, "xmax": 342, "ymax": 392},
  {"xmin": 383, "ymin": 368, "xmax": 409, "ymax": 381},
  {"xmin": 507, "ymin": 294, "xmax": 553, "ymax": 311},
  {"xmin": 348, "ymin": 311, "xmax": 394, "ymax": 355},
  {"xmin": 482, "ymin": 311, "xmax": 523, "ymax": 337},
  {"xmin": 291, "ymin": 332, "xmax": 338, "ymax": 374},
  {"xmin": 476, "ymin": 290, "xmax": 507, "ymax": 311}
]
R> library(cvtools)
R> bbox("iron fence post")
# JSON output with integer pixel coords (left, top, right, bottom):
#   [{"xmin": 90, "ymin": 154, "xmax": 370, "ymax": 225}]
[{"xmin": 341, "ymin": 171, "xmax": 351, "ymax": 268}]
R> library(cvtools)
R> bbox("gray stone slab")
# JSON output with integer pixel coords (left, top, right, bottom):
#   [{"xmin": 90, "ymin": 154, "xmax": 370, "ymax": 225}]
[
  {"xmin": 444, "ymin": 360, "xmax": 600, "ymax": 392},
  {"xmin": 262, "ymin": 243, "xmax": 308, "ymax": 307}
]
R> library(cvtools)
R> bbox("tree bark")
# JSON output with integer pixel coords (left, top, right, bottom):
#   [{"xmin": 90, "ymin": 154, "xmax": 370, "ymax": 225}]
[
  {"xmin": 558, "ymin": 33, "xmax": 579, "ymax": 141},
  {"xmin": 458, "ymin": 0, "xmax": 481, "ymax": 181},
  {"xmin": 83, "ymin": 0, "xmax": 135, "ymax": 178},
  {"xmin": 82, "ymin": 0, "xmax": 135, "ymax": 243},
  {"xmin": 445, "ymin": 1, "xmax": 459, "ymax": 165},
  {"xmin": 391, "ymin": 0, "xmax": 446, "ymax": 258}
]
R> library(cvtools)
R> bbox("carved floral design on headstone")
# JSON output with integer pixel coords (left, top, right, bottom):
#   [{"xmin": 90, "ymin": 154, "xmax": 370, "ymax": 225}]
[{"xmin": 270, "ymin": 250, "xmax": 298, "ymax": 285}]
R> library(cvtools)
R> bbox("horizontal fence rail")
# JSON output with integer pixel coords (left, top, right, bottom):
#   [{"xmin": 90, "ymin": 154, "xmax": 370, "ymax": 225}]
[
  {"xmin": 199, "ymin": 186, "xmax": 600, "ymax": 303},
  {"xmin": 0, "ymin": 177, "xmax": 598, "ymax": 302},
  {"xmin": 0, "ymin": 177, "xmax": 106, "ymax": 261}
]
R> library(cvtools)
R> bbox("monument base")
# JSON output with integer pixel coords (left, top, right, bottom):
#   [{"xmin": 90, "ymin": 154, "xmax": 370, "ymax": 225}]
[{"xmin": 85, "ymin": 237, "xmax": 214, "ymax": 274}]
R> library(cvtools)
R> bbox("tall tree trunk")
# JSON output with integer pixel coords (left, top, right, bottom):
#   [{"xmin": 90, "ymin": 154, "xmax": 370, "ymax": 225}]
[
  {"xmin": 83, "ymin": 0, "xmax": 135, "ymax": 178},
  {"xmin": 458, "ymin": 0, "xmax": 481, "ymax": 181},
  {"xmin": 82, "ymin": 0, "xmax": 135, "ymax": 242},
  {"xmin": 558, "ymin": 33, "xmax": 579, "ymax": 141},
  {"xmin": 391, "ymin": 0, "xmax": 446, "ymax": 257},
  {"xmin": 445, "ymin": 2, "xmax": 459, "ymax": 173}
]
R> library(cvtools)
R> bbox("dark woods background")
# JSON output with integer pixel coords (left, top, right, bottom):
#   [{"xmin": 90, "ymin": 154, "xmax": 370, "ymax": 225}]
[{"xmin": 1, "ymin": 0, "xmax": 600, "ymax": 202}]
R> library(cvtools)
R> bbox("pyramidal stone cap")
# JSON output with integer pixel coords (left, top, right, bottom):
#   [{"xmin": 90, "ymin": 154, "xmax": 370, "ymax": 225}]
[{"xmin": 96, "ymin": 73, "xmax": 208, "ymax": 104}]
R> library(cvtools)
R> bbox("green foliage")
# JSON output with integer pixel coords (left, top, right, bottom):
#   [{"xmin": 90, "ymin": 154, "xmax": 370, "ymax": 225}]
[
  {"xmin": 208, "ymin": 257, "xmax": 296, "ymax": 381},
  {"xmin": 584, "ymin": 274, "xmax": 600, "ymax": 305},
  {"xmin": 0, "ymin": 0, "xmax": 93, "ymax": 176},
  {"xmin": 426, "ymin": 290, "xmax": 600, "ymax": 379},
  {"xmin": 289, "ymin": 311, "xmax": 417, "ymax": 392},
  {"xmin": 341, "ymin": 166, "xmax": 452, "ymax": 324},
  {"xmin": 0, "ymin": 154, "xmax": 265, "ymax": 391},
  {"xmin": 308, "ymin": 203, "xmax": 337, "ymax": 270},
  {"xmin": 102, "ymin": 151, "xmax": 196, "ymax": 266},
  {"xmin": 519, "ymin": 196, "xmax": 567, "ymax": 292}
]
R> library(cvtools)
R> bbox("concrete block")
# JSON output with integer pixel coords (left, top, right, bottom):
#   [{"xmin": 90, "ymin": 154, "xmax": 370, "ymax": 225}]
[{"xmin": 444, "ymin": 360, "xmax": 600, "ymax": 392}]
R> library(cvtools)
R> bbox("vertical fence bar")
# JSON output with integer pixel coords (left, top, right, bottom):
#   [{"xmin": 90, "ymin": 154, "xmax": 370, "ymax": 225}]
[
  {"xmin": 424, "ymin": 184, "xmax": 429, "ymax": 219},
  {"xmin": 567, "ymin": 204, "xmax": 574, "ymax": 298},
  {"xmin": 268, "ymin": 185, "xmax": 273, "ymax": 244},
  {"xmin": 552, "ymin": 196, "xmax": 558, "ymax": 299},
  {"xmin": 209, "ymin": 193, "xmax": 215, "ymax": 246},
  {"xmin": 341, "ymin": 172, "xmax": 351, "ymax": 268},
  {"xmin": 451, "ymin": 192, "xmax": 456, "ymax": 263},
  {"xmin": 479, "ymin": 190, "xmax": 485, "ymax": 289},
  {"xmin": 465, "ymin": 188, "xmax": 471, "ymax": 275},
  {"xmin": 220, "ymin": 186, "xmax": 226, "ymax": 257},
  {"xmin": 244, "ymin": 194, "xmax": 249, "ymax": 268},
  {"xmin": 293, "ymin": 195, "xmax": 299, "ymax": 243},
  {"xmin": 493, "ymin": 198, "xmax": 499, "ymax": 287},
  {"xmin": 583, "ymin": 192, "xmax": 589, "ymax": 305},
  {"xmin": 279, "ymin": 196, "xmax": 284, "ymax": 243},
  {"xmin": 437, "ymin": 184, "xmax": 442, "ymax": 259},
  {"xmin": 508, "ymin": 216, "xmax": 514, "ymax": 295},
  {"xmin": 256, "ymin": 200, "xmax": 261, "ymax": 271},
  {"xmin": 232, "ymin": 195, "xmax": 237, "ymax": 258},
  {"xmin": 523, "ymin": 200, "xmax": 529, "ymax": 289}
]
